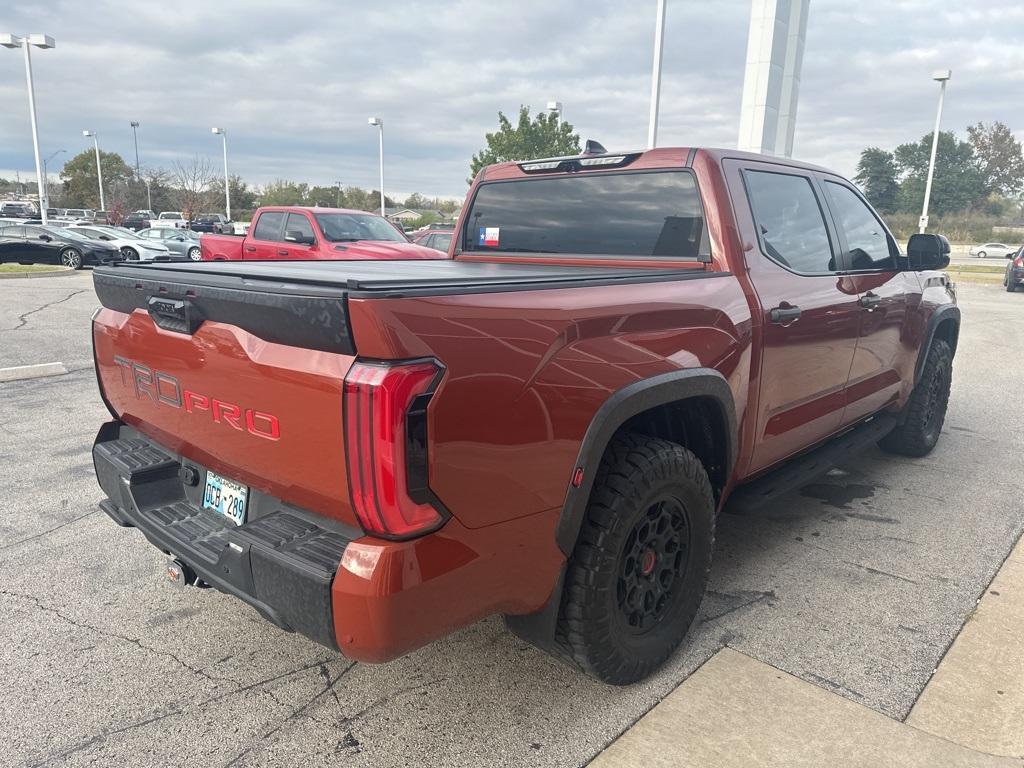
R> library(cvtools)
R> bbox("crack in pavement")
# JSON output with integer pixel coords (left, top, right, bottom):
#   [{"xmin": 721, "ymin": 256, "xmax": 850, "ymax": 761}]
[
  {"xmin": 0, "ymin": 510, "xmax": 98, "ymax": 553},
  {"xmin": 220, "ymin": 661, "xmax": 359, "ymax": 768},
  {"xmin": 702, "ymin": 589, "xmax": 776, "ymax": 622},
  {"xmin": 24, "ymin": 656, "xmax": 347, "ymax": 767},
  {"xmin": 1, "ymin": 589, "xmax": 233, "ymax": 688},
  {"xmin": 11, "ymin": 289, "xmax": 87, "ymax": 331}
]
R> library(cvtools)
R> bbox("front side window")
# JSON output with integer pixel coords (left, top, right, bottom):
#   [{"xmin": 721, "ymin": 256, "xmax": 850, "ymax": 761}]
[
  {"xmin": 744, "ymin": 170, "xmax": 835, "ymax": 274},
  {"xmin": 253, "ymin": 211, "xmax": 285, "ymax": 241},
  {"xmin": 285, "ymin": 213, "xmax": 315, "ymax": 242},
  {"xmin": 463, "ymin": 170, "xmax": 709, "ymax": 258},
  {"xmin": 825, "ymin": 181, "xmax": 898, "ymax": 271}
]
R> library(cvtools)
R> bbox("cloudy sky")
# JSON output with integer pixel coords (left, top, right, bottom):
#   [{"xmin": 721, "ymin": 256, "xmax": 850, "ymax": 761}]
[{"xmin": 1, "ymin": 0, "xmax": 1022, "ymax": 200}]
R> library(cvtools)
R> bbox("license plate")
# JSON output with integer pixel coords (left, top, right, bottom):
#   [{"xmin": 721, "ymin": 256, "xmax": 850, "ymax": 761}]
[{"xmin": 202, "ymin": 471, "xmax": 248, "ymax": 526}]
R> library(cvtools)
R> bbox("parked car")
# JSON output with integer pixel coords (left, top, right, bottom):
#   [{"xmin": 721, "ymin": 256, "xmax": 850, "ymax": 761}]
[
  {"xmin": 199, "ymin": 207, "xmax": 444, "ymax": 261},
  {"xmin": 66, "ymin": 225, "xmax": 172, "ymax": 262},
  {"xmin": 190, "ymin": 213, "xmax": 233, "ymax": 234},
  {"xmin": 122, "ymin": 211, "xmax": 153, "ymax": 231},
  {"xmin": 969, "ymin": 242, "xmax": 1017, "ymax": 259},
  {"xmin": 94, "ymin": 211, "xmax": 110, "ymax": 225},
  {"xmin": 60, "ymin": 208, "xmax": 96, "ymax": 224},
  {"xmin": 0, "ymin": 202, "xmax": 35, "ymax": 218},
  {"xmin": 137, "ymin": 226, "xmax": 203, "ymax": 260},
  {"xmin": 150, "ymin": 211, "xmax": 188, "ymax": 229},
  {"xmin": 1004, "ymin": 246, "xmax": 1024, "ymax": 292},
  {"xmin": 412, "ymin": 230, "xmax": 453, "ymax": 253},
  {"xmin": 88, "ymin": 146, "xmax": 959, "ymax": 683},
  {"xmin": 0, "ymin": 223, "xmax": 121, "ymax": 268}
]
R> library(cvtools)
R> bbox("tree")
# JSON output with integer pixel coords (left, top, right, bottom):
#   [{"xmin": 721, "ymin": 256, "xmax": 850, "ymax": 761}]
[
  {"xmin": 966, "ymin": 121, "xmax": 1024, "ymax": 197},
  {"xmin": 209, "ymin": 174, "xmax": 258, "ymax": 215},
  {"xmin": 171, "ymin": 156, "xmax": 217, "ymax": 219},
  {"xmin": 403, "ymin": 192, "xmax": 428, "ymax": 209},
  {"xmin": 893, "ymin": 131, "xmax": 985, "ymax": 216},
  {"xmin": 59, "ymin": 149, "xmax": 134, "ymax": 209},
  {"xmin": 854, "ymin": 148, "xmax": 899, "ymax": 213},
  {"xmin": 469, "ymin": 106, "xmax": 580, "ymax": 182}
]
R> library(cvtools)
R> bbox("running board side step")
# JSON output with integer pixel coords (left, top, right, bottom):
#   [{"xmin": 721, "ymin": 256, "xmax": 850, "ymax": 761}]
[{"xmin": 726, "ymin": 415, "xmax": 897, "ymax": 515}]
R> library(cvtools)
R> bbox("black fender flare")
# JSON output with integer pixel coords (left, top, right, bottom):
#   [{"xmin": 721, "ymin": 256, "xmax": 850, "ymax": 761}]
[
  {"xmin": 555, "ymin": 367, "xmax": 737, "ymax": 556},
  {"xmin": 505, "ymin": 368, "xmax": 737, "ymax": 657},
  {"xmin": 915, "ymin": 305, "xmax": 960, "ymax": 386}
]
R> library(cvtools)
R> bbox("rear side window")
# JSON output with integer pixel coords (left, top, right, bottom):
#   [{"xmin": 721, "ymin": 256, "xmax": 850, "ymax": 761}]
[
  {"xmin": 463, "ymin": 170, "xmax": 709, "ymax": 259},
  {"xmin": 824, "ymin": 181, "xmax": 898, "ymax": 271},
  {"xmin": 744, "ymin": 170, "xmax": 834, "ymax": 274},
  {"xmin": 253, "ymin": 211, "xmax": 285, "ymax": 241},
  {"xmin": 285, "ymin": 212, "xmax": 315, "ymax": 241},
  {"xmin": 1, "ymin": 226, "xmax": 25, "ymax": 237}
]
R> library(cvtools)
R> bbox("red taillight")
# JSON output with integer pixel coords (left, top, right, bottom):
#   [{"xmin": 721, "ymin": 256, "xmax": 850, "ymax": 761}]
[
  {"xmin": 343, "ymin": 360, "xmax": 445, "ymax": 539},
  {"xmin": 1015, "ymin": 256, "xmax": 1023, "ymax": 268}
]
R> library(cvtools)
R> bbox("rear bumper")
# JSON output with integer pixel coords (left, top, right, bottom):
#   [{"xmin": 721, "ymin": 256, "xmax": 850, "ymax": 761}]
[{"xmin": 92, "ymin": 422, "xmax": 565, "ymax": 661}]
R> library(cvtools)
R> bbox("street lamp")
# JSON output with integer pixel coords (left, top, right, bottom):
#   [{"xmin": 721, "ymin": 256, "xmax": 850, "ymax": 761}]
[
  {"xmin": 920, "ymin": 69, "xmax": 952, "ymax": 234},
  {"xmin": 1, "ymin": 33, "xmax": 55, "ymax": 224},
  {"xmin": 42, "ymin": 148, "xmax": 64, "ymax": 211},
  {"xmin": 82, "ymin": 130, "xmax": 105, "ymax": 211},
  {"xmin": 368, "ymin": 117, "xmax": 384, "ymax": 217},
  {"xmin": 335, "ymin": 179, "xmax": 343, "ymax": 208},
  {"xmin": 647, "ymin": 0, "xmax": 667, "ymax": 148},
  {"xmin": 211, "ymin": 127, "xmax": 231, "ymax": 220},
  {"xmin": 547, "ymin": 101, "xmax": 562, "ymax": 125},
  {"xmin": 130, "ymin": 121, "xmax": 141, "ymax": 176}
]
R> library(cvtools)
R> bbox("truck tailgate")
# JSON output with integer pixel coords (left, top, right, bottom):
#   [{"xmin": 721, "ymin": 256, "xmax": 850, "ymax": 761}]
[{"xmin": 92, "ymin": 266, "xmax": 356, "ymax": 526}]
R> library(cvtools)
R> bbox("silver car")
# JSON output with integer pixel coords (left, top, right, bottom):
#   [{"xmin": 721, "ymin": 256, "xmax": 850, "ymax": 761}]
[
  {"xmin": 969, "ymin": 242, "xmax": 1018, "ymax": 259},
  {"xmin": 137, "ymin": 227, "xmax": 203, "ymax": 260}
]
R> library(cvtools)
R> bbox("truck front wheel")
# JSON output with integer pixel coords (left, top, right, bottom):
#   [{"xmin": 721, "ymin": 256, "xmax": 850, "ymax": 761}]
[
  {"xmin": 559, "ymin": 433, "xmax": 715, "ymax": 684},
  {"xmin": 880, "ymin": 338, "xmax": 953, "ymax": 457}
]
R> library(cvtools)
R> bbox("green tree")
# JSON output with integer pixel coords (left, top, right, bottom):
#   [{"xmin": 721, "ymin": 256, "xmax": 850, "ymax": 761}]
[
  {"xmin": 59, "ymin": 149, "xmax": 134, "ymax": 209},
  {"xmin": 469, "ymin": 106, "xmax": 580, "ymax": 182},
  {"xmin": 853, "ymin": 147, "xmax": 899, "ymax": 213},
  {"xmin": 893, "ymin": 131, "xmax": 985, "ymax": 216},
  {"xmin": 209, "ymin": 175, "xmax": 258, "ymax": 216},
  {"xmin": 259, "ymin": 179, "xmax": 309, "ymax": 206},
  {"xmin": 966, "ymin": 121, "xmax": 1024, "ymax": 197}
]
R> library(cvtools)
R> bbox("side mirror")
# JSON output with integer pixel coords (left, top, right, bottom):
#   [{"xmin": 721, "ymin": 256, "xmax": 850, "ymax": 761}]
[
  {"xmin": 100, "ymin": 235, "xmax": 112, "ymax": 241},
  {"xmin": 907, "ymin": 233, "xmax": 950, "ymax": 270},
  {"xmin": 284, "ymin": 230, "xmax": 314, "ymax": 245},
  {"xmin": 39, "ymin": 234, "xmax": 52, "ymax": 242}
]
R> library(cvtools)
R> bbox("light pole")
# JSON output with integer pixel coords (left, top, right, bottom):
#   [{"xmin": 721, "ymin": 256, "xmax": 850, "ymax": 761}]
[
  {"xmin": 212, "ymin": 127, "xmax": 231, "ymax": 220},
  {"xmin": 42, "ymin": 148, "xmax": 64, "ymax": 211},
  {"xmin": 647, "ymin": 0, "xmax": 667, "ymax": 148},
  {"xmin": 547, "ymin": 101, "xmax": 562, "ymax": 125},
  {"xmin": 920, "ymin": 69, "xmax": 951, "ymax": 234},
  {"xmin": 82, "ymin": 130, "xmax": 105, "ymax": 211},
  {"xmin": 335, "ymin": 180, "xmax": 343, "ymax": 208},
  {"xmin": 1, "ymin": 33, "xmax": 55, "ymax": 224},
  {"xmin": 130, "ymin": 121, "xmax": 141, "ymax": 176},
  {"xmin": 368, "ymin": 117, "xmax": 385, "ymax": 217}
]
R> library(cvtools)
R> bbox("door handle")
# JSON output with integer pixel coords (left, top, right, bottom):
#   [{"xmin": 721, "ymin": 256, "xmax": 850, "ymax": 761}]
[
  {"xmin": 859, "ymin": 292, "xmax": 882, "ymax": 309},
  {"xmin": 769, "ymin": 304, "xmax": 802, "ymax": 324},
  {"xmin": 244, "ymin": 245, "xmax": 256, "ymax": 253},
  {"xmin": 276, "ymin": 249, "xmax": 289, "ymax": 256}
]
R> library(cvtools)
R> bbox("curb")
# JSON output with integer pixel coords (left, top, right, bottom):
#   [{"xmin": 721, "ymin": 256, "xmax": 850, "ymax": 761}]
[{"xmin": 0, "ymin": 268, "xmax": 76, "ymax": 280}]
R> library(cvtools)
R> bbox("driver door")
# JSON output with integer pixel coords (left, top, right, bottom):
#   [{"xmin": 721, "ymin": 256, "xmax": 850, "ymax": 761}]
[{"xmin": 22, "ymin": 226, "xmax": 57, "ymax": 263}]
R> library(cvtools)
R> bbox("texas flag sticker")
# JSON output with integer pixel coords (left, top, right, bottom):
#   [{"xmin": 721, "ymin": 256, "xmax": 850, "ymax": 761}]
[{"xmin": 477, "ymin": 227, "xmax": 500, "ymax": 247}]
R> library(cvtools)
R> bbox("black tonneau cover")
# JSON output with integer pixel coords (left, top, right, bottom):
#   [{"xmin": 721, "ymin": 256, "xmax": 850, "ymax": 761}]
[
  {"xmin": 95, "ymin": 258, "xmax": 711, "ymax": 298},
  {"xmin": 92, "ymin": 259, "xmax": 717, "ymax": 355}
]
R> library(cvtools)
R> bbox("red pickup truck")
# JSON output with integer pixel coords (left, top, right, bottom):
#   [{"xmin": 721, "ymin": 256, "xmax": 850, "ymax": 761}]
[
  {"xmin": 90, "ymin": 147, "xmax": 958, "ymax": 684},
  {"xmin": 199, "ymin": 206, "xmax": 442, "ymax": 261}
]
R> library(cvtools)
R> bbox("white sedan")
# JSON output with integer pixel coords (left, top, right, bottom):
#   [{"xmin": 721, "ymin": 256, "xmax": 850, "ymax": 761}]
[
  {"xmin": 66, "ymin": 225, "xmax": 172, "ymax": 261},
  {"xmin": 969, "ymin": 242, "xmax": 1018, "ymax": 259}
]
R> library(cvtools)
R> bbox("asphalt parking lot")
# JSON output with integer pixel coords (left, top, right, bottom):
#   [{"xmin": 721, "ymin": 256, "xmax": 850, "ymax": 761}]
[{"xmin": 1, "ymin": 272, "xmax": 1022, "ymax": 768}]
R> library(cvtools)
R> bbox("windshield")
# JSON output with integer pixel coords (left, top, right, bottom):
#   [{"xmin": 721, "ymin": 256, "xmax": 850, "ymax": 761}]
[
  {"xmin": 313, "ymin": 213, "xmax": 406, "ymax": 243},
  {"xmin": 97, "ymin": 226, "xmax": 140, "ymax": 240},
  {"xmin": 50, "ymin": 227, "xmax": 92, "ymax": 242},
  {"xmin": 463, "ymin": 170, "xmax": 709, "ymax": 258},
  {"xmin": 68, "ymin": 228, "xmax": 104, "ymax": 240}
]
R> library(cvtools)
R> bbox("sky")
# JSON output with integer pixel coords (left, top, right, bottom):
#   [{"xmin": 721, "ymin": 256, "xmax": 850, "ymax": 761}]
[{"xmin": 1, "ymin": 0, "xmax": 1022, "ymax": 201}]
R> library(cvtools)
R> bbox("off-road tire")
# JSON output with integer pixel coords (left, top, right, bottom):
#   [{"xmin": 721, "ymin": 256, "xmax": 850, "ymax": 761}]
[
  {"xmin": 880, "ymin": 338, "xmax": 953, "ymax": 457},
  {"xmin": 558, "ymin": 433, "xmax": 715, "ymax": 685}
]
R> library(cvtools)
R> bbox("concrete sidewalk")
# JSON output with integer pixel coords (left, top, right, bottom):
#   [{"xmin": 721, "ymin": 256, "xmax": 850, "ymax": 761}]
[{"xmin": 590, "ymin": 535, "xmax": 1024, "ymax": 767}]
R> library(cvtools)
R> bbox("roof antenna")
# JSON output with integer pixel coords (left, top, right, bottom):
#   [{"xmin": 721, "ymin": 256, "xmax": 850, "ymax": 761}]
[{"xmin": 583, "ymin": 139, "xmax": 607, "ymax": 156}]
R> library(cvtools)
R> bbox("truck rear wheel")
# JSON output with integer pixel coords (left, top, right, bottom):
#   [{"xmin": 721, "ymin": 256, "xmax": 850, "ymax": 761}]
[
  {"xmin": 559, "ymin": 433, "xmax": 715, "ymax": 684},
  {"xmin": 880, "ymin": 338, "xmax": 953, "ymax": 457}
]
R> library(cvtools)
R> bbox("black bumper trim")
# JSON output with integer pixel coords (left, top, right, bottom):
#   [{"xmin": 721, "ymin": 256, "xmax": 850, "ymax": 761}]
[{"xmin": 93, "ymin": 422, "xmax": 355, "ymax": 650}]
